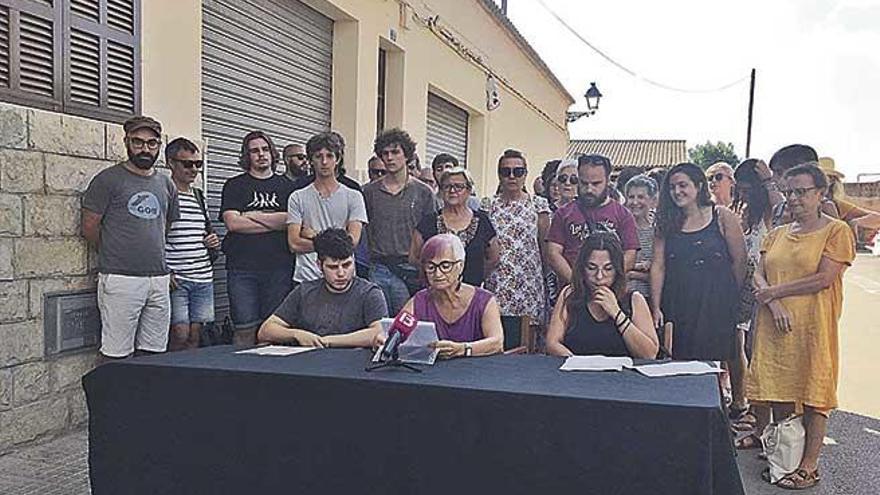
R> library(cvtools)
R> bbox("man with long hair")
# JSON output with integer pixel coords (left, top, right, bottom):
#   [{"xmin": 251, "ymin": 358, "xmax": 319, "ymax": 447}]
[{"xmin": 220, "ymin": 130, "xmax": 296, "ymax": 345}]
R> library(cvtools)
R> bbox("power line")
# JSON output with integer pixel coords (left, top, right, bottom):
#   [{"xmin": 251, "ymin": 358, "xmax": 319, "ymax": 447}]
[{"xmin": 533, "ymin": 0, "xmax": 750, "ymax": 94}]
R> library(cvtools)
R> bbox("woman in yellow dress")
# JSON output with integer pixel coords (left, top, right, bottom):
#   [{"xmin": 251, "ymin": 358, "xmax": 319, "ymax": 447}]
[{"xmin": 747, "ymin": 162, "xmax": 856, "ymax": 490}]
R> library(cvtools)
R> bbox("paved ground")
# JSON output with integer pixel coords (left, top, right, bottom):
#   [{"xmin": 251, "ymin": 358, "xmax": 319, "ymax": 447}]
[{"xmin": 1, "ymin": 254, "xmax": 878, "ymax": 494}]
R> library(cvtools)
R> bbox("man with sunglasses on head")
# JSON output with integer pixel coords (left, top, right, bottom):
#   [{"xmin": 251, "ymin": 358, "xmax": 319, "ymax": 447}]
[
  {"xmin": 82, "ymin": 116, "xmax": 180, "ymax": 361},
  {"xmin": 546, "ymin": 154, "xmax": 639, "ymax": 286},
  {"xmin": 282, "ymin": 143, "xmax": 309, "ymax": 182},
  {"xmin": 165, "ymin": 137, "xmax": 220, "ymax": 351}
]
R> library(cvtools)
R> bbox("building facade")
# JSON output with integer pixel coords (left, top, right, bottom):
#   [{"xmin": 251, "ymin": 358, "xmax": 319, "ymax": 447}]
[{"xmin": 0, "ymin": 0, "xmax": 572, "ymax": 450}]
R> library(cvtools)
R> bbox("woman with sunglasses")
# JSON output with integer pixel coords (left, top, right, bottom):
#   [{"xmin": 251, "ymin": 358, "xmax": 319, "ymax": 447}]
[
  {"xmin": 546, "ymin": 231, "xmax": 658, "ymax": 358},
  {"xmin": 410, "ymin": 167, "xmax": 499, "ymax": 287},
  {"xmin": 746, "ymin": 164, "xmax": 854, "ymax": 489},
  {"xmin": 706, "ymin": 162, "xmax": 736, "ymax": 207},
  {"xmin": 554, "ymin": 159, "xmax": 579, "ymax": 208},
  {"xmin": 650, "ymin": 163, "xmax": 747, "ymax": 361},
  {"xmin": 482, "ymin": 149, "xmax": 551, "ymax": 350},
  {"xmin": 384, "ymin": 234, "xmax": 504, "ymax": 359}
]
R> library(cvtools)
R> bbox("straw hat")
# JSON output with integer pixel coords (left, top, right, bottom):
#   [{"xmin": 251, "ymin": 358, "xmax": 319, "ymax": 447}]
[{"xmin": 818, "ymin": 157, "xmax": 844, "ymax": 180}]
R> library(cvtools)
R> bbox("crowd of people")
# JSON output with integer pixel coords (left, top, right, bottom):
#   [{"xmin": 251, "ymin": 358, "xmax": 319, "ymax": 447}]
[{"xmin": 83, "ymin": 115, "xmax": 880, "ymax": 490}]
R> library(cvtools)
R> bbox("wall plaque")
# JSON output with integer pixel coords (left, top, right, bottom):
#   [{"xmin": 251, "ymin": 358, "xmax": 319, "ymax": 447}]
[{"xmin": 44, "ymin": 289, "xmax": 101, "ymax": 356}]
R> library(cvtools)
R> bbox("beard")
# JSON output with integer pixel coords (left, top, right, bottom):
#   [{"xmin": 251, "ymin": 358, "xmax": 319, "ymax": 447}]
[
  {"xmin": 128, "ymin": 150, "xmax": 158, "ymax": 170},
  {"xmin": 579, "ymin": 186, "xmax": 609, "ymax": 208}
]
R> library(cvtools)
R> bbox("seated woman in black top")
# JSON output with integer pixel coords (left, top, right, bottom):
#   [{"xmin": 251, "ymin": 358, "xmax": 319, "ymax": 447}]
[
  {"xmin": 410, "ymin": 167, "xmax": 499, "ymax": 286},
  {"xmin": 546, "ymin": 231, "xmax": 658, "ymax": 358}
]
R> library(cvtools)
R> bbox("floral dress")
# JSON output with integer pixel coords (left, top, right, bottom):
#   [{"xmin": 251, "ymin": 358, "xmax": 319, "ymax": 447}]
[{"xmin": 482, "ymin": 194, "xmax": 550, "ymax": 319}]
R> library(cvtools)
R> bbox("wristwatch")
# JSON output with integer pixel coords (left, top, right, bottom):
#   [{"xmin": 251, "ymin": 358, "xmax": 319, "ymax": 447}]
[{"xmin": 464, "ymin": 343, "xmax": 473, "ymax": 357}]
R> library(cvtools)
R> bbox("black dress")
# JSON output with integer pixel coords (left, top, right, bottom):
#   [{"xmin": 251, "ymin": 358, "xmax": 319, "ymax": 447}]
[
  {"xmin": 416, "ymin": 210, "xmax": 497, "ymax": 286},
  {"xmin": 562, "ymin": 294, "xmax": 632, "ymax": 357},
  {"xmin": 661, "ymin": 207, "xmax": 738, "ymax": 360}
]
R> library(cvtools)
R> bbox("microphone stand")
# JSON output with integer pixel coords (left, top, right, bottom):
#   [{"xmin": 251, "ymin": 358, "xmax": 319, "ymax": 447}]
[{"xmin": 365, "ymin": 346, "xmax": 422, "ymax": 373}]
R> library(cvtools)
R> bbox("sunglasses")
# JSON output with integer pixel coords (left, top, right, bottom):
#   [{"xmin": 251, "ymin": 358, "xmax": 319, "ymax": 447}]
[
  {"xmin": 499, "ymin": 167, "xmax": 527, "ymax": 178},
  {"xmin": 288, "ymin": 153, "xmax": 306, "ymax": 160},
  {"xmin": 780, "ymin": 186, "xmax": 818, "ymax": 199},
  {"xmin": 557, "ymin": 174, "xmax": 579, "ymax": 185},
  {"xmin": 708, "ymin": 173, "xmax": 731, "ymax": 182},
  {"xmin": 368, "ymin": 169, "xmax": 387, "ymax": 177},
  {"xmin": 173, "ymin": 159, "xmax": 203, "ymax": 170},
  {"xmin": 441, "ymin": 183, "xmax": 469, "ymax": 193}
]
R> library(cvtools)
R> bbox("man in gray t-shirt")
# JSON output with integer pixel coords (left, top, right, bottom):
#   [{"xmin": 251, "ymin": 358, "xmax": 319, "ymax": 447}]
[
  {"xmin": 258, "ymin": 228, "xmax": 388, "ymax": 348},
  {"xmin": 287, "ymin": 132, "xmax": 367, "ymax": 283},
  {"xmin": 82, "ymin": 115, "xmax": 180, "ymax": 359}
]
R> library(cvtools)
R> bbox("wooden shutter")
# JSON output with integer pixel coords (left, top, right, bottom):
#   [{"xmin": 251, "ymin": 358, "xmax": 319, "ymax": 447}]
[
  {"xmin": 64, "ymin": 0, "xmax": 140, "ymax": 120},
  {"xmin": 0, "ymin": 0, "xmax": 62, "ymax": 109},
  {"xmin": 0, "ymin": 0, "xmax": 138, "ymax": 121}
]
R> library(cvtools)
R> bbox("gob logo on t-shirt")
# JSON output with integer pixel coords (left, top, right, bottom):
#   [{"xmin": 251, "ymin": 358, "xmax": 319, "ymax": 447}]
[{"xmin": 127, "ymin": 192, "xmax": 161, "ymax": 220}]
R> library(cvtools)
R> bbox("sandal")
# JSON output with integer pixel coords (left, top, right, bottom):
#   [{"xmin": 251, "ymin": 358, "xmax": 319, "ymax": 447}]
[
  {"xmin": 735, "ymin": 433, "xmax": 761, "ymax": 450},
  {"xmin": 777, "ymin": 468, "xmax": 820, "ymax": 490},
  {"xmin": 728, "ymin": 404, "xmax": 750, "ymax": 421},
  {"xmin": 761, "ymin": 467, "xmax": 771, "ymax": 483}
]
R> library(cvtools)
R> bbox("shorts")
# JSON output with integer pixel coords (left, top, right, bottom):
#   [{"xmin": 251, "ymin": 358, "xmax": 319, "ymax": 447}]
[
  {"xmin": 97, "ymin": 273, "xmax": 171, "ymax": 357},
  {"xmin": 226, "ymin": 268, "xmax": 293, "ymax": 330},
  {"xmin": 170, "ymin": 279, "xmax": 215, "ymax": 326}
]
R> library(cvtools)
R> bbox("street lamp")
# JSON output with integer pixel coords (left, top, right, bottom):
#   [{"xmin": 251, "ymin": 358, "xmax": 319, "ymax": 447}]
[{"xmin": 566, "ymin": 82, "xmax": 602, "ymax": 123}]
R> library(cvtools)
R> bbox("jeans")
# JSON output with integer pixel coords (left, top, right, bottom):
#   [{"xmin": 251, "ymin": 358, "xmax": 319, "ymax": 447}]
[
  {"xmin": 170, "ymin": 279, "xmax": 215, "ymax": 325},
  {"xmin": 369, "ymin": 262, "xmax": 416, "ymax": 316},
  {"xmin": 227, "ymin": 268, "xmax": 293, "ymax": 330}
]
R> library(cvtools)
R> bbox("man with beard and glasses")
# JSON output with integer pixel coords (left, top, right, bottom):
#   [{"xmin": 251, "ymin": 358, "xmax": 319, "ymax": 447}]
[
  {"xmin": 82, "ymin": 115, "xmax": 180, "ymax": 361},
  {"xmin": 220, "ymin": 130, "xmax": 296, "ymax": 345},
  {"xmin": 257, "ymin": 228, "xmax": 387, "ymax": 348},
  {"xmin": 282, "ymin": 143, "xmax": 309, "ymax": 182},
  {"xmin": 546, "ymin": 154, "xmax": 639, "ymax": 286}
]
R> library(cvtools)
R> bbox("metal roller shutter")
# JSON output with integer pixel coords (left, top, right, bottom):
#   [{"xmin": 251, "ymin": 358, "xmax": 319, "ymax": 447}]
[
  {"xmin": 202, "ymin": 0, "xmax": 333, "ymax": 319},
  {"xmin": 426, "ymin": 93, "xmax": 468, "ymax": 167}
]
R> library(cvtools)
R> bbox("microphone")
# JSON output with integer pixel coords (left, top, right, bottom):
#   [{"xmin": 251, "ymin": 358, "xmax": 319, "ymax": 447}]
[{"xmin": 380, "ymin": 310, "xmax": 417, "ymax": 361}]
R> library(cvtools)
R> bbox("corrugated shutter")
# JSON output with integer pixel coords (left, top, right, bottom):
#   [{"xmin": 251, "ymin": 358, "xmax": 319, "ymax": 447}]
[
  {"xmin": 202, "ymin": 0, "xmax": 333, "ymax": 319},
  {"xmin": 426, "ymin": 93, "xmax": 468, "ymax": 167}
]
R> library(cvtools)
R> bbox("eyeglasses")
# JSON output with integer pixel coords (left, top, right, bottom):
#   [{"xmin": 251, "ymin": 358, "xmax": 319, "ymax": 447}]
[
  {"xmin": 499, "ymin": 167, "xmax": 527, "ymax": 178},
  {"xmin": 708, "ymin": 173, "xmax": 732, "ymax": 182},
  {"xmin": 368, "ymin": 169, "xmax": 387, "ymax": 178},
  {"xmin": 441, "ymin": 183, "xmax": 469, "ymax": 193},
  {"xmin": 557, "ymin": 174, "xmax": 579, "ymax": 185},
  {"xmin": 424, "ymin": 260, "xmax": 461, "ymax": 274},
  {"xmin": 172, "ymin": 159, "xmax": 203, "ymax": 170},
  {"xmin": 129, "ymin": 137, "xmax": 161, "ymax": 150},
  {"xmin": 780, "ymin": 186, "xmax": 818, "ymax": 198}
]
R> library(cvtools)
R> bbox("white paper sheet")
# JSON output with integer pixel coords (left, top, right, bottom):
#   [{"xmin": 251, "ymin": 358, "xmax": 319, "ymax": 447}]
[
  {"xmin": 632, "ymin": 361, "xmax": 723, "ymax": 378},
  {"xmin": 559, "ymin": 355, "xmax": 634, "ymax": 372},
  {"xmin": 235, "ymin": 345, "xmax": 316, "ymax": 357},
  {"xmin": 371, "ymin": 318, "xmax": 440, "ymax": 365}
]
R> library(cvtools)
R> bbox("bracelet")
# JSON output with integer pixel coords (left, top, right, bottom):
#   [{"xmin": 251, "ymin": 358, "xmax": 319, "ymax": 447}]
[
  {"xmin": 614, "ymin": 309, "xmax": 624, "ymax": 324},
  {"xmin": 619, "ymin": 319, "xmax": 633, "ymax": 335}
]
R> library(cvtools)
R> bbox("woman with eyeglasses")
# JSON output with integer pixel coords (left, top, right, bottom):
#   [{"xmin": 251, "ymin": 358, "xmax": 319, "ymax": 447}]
[
  {"xmin": 650, "ymin": 163, "xmax": 747, "ymax": 361},
  {"xmin": 746, "ymin": 163, "xmax": 854, "ymax": 489},
  {"xmin": 546, "ymin": 232, "xmax": 658, "ymax": 358},
  {"xmin": 410, "ymin": 167, "xmax": 499, "ymax": 287},
  {"xmin": 385, "ymin": 234, "xmax": 504, "ymax": 359},
  {"xmin": 482, "ymin": 149, "xmax": 550, "ymax": 350}
]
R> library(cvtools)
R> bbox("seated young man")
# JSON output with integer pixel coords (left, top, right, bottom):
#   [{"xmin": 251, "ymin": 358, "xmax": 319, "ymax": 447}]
[{"xmin": 258, "ymin": 228, "xmax": 388, "ymax": 347}]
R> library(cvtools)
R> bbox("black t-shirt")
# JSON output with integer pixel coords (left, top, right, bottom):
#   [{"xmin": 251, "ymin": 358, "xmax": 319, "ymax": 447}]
[
  {"xmin": 416, "ymin": 209, "xmax": 497, "ymax": 286},
  {"xmin": 219, "ymin": 173, "xmax": 295, "ymax": 271}
]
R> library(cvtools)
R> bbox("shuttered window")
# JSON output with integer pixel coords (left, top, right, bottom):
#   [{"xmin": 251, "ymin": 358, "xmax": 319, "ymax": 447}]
[{"xmin": 0, "ymin": 0, "xmax": 139, "ymax": 121}]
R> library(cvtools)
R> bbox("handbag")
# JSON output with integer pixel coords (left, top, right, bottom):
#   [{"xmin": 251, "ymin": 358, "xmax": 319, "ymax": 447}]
[
  {"xmin": 760, "ymin": 414, "xmax": 805, "ymax": 483},
  {"xmin": 192, "ymin": 187, "xmax": 221, "ymax": 264},
  {"xmin": 200, "ymin": 315, "xmax": 235, "ymax": 347}
]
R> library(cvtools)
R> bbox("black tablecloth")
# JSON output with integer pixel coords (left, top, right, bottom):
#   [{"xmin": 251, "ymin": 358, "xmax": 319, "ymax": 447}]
[{"xmin": 83, "ymin": 346, "xmax": 744, "ymax": 495}]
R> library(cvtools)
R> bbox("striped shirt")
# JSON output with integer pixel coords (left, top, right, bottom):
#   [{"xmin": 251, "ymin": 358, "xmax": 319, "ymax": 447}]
[{"xmin": 165, "ymin": 191, "xmax": 213, "ymax": 283}]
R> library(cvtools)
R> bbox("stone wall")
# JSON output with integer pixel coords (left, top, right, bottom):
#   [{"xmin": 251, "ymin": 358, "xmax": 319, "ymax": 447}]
[{"xmin": 0, "ymin": 102, "xmax": 123, "ymax": 453}]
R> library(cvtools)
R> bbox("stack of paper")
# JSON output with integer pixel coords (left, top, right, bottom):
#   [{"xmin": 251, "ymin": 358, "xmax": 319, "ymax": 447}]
[
  {"xmin": 631, "ymin": 361, "xmax": 723, "ymax": 378},
  {"xmin": 559, "ymin": 355, "xmax": 634, "ymax": 372},
  {"xmin": 235, "ymin": 345, "xmax": 316, "ymax": 357}
]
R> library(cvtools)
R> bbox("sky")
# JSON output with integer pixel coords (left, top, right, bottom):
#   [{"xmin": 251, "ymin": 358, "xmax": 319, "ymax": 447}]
[{"xmin": 497, "ymin": 0, "xmax": 880, "ymax": 181}]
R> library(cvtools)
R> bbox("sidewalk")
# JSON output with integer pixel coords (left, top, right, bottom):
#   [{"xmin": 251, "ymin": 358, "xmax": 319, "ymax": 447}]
[{"xmin": 0, "ymin": 429, "xmax": 90, "ymax": 495}]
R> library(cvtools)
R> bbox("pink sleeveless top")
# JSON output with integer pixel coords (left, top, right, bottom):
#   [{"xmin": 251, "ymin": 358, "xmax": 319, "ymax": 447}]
[{"xmin": 412, "ymin": 287, "xmax": 492, "ymax": 342}]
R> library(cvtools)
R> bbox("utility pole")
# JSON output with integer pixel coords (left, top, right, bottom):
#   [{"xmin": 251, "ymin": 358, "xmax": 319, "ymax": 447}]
[
  {"xmin": 746, "ymin": 68, "xmax": 756, "ymax": 157},
  {"xmin": 501, "ymin": 0, "xmax": 508, "ymax": 15}
]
